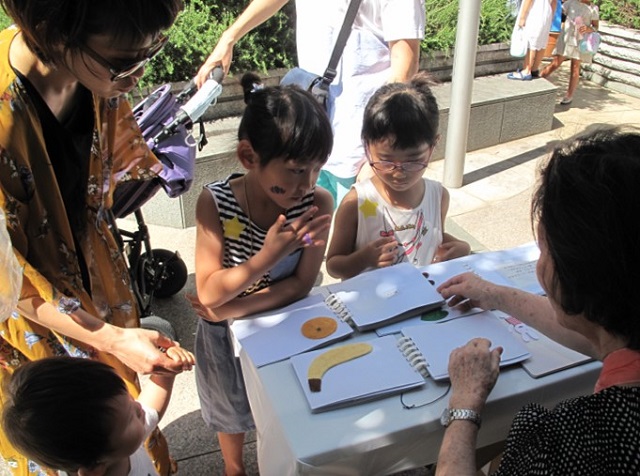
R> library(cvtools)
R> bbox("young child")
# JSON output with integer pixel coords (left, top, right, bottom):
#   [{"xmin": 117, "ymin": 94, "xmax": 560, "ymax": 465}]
[
  {"xmin": 540, "ymin": 0, "xmax": 600, "ymax": 105},
  {"xmin": 2, "ymin": 349, "xmax": 195, "ymax": 476},
  {"xmin": 326, "ymin": 72, "xmax": 470, "ymax": 280},
  {"xmin": 190, "ymin": 73, "xmax": 333, "ymax": 476}
]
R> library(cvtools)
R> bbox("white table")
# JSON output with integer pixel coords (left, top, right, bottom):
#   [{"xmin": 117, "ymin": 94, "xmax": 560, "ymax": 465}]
[{"xmin": 239, "ymin": 331, "xmax": 601, "ymax": 475}]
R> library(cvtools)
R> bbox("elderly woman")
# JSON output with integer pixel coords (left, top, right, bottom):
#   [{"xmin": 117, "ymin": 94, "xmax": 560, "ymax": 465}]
[{"xmin": 435, "ymin": 128, "xmax": 640, "ymax": 475}]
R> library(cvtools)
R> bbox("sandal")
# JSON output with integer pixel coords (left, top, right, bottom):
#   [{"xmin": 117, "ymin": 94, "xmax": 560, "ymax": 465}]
[
  {"xmin": 560, "ymin": 97, "xmax": 573, "ymax": 105},
  {"xmin": 507, "ymin": 71, "xmax": 533, "ymax": 81}
]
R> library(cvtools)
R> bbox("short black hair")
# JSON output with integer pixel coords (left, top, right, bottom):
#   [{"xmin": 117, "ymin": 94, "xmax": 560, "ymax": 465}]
[
  {"xmin": 532, "ymin": 127, "xmax": 640, "ymax": 349},
  {"xmin": 362, "ymin": 71, "xmax": 440, "ymax": 150},
  {"xmin": 0, "ymin": 0, "xmax": 183, "ymax": 64},
  {"xmin": 2, "ymin": 357, "xmax": 128, "ymax": 472},
  {"xmin": 238, "ymin": 72, "xmax": 333, "ymax": 166}
]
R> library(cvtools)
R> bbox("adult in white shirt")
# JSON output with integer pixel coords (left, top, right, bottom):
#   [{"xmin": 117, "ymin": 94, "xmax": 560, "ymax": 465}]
[{"xmin": 196, "ymin": 0, "xmax": 425, "ymax": 207}]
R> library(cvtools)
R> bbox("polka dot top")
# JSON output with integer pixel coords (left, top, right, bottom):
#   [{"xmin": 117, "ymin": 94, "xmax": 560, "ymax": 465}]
[{"xmin": 494, "ymin": 386, "xmax": 640, "ymax": 475}]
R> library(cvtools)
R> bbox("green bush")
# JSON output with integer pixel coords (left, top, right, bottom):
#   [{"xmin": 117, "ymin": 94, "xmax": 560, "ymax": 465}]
[
  {"xmin": 2, "ymin": 0, "xmax": 640, "ymax": 86},
  {"xmin": 422, "ymin": 0, "xmax": 514, "ymax": 56},
  {"xmin": 140, "ymin": 0, "xmax": 295, "ymax": 86},
  {"xmin": 598, "ymin": 0, "xmax": 640, "ymax": 30}
]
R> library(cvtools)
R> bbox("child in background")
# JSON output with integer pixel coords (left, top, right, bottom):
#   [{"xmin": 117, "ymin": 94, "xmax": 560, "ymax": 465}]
[
  {"xmin": 326, "ymin": 72, "xmax": 470, "ymax": 280},
  {"xmin": 507, "ymin": 0, "xmax": 557, "ymax": 80},
  {"xmin": 540, "ymin": 0, "xmax": 600, "ymax": 105},
  {"xmin": 2, "ymin": 351, "xmax": 195, "ymax": 476},
  {"xmin": 190, "ymin": 73, "xmax": 333, "ymax": 476}
]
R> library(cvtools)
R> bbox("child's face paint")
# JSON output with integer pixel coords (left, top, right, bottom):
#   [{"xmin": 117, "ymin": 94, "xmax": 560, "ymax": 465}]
[{"xmin": 256, "ymin": 157, "xmax": 324, "ymax": 209}]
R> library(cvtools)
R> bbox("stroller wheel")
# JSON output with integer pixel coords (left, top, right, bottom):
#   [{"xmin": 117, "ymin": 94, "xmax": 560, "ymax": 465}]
[
  {"xmin": 138, "ymin": 248, "xmax": 188, "ymax": 298},
  {"xmin": 140, "ymin": 315, "xmax": 177, "ymax": 341}
]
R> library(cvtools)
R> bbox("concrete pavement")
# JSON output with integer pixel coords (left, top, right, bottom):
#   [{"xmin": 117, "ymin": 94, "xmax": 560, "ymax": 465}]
[{"xmin": 125, "ymin": 67, "xmax": 640, "ymax": 475}]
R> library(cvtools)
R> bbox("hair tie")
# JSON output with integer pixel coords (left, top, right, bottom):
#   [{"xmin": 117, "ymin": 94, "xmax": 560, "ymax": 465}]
[{"xmin": 251, "ymin": 83, "xmax": 264, "ymax": 93}]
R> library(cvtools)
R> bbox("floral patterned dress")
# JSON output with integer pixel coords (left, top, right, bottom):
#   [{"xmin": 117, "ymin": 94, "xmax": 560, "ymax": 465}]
[{"xmin": 0, "ymin": 26, "xmax": 173, "ymax": 475}]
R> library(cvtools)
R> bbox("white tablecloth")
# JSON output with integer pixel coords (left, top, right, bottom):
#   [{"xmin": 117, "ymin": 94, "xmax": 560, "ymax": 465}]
[{"xmin": 239, "ymin": 333, "xmax": 601, "ymax": 475}]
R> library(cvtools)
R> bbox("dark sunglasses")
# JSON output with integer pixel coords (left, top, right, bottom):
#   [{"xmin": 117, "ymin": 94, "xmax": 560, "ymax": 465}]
[{"xmin": 81, "ymin": 34, "xmax": 168, "ymax": 82}]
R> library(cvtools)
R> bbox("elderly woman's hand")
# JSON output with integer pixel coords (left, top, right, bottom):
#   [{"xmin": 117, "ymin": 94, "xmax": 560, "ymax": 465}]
[
  {"xmin": 447, "ymin": 338, "xmax": 502, "ymax": 412},
  {"xmin": 437, "ymin": 272, "xmax": 502, "ymax": 312}
]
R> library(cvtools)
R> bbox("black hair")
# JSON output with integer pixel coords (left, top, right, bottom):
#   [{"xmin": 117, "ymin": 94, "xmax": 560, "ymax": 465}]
[
  {"xmin": 532, "ymin": 127, "xmax": 640, "ymax": 349},
  {"xmin": 2, "ymin": 357, "xmax": 128, "ymax": 472},
  {"xmin": 238, "ymin": 72, "xmax": 333, "ymax": 166},
  {"xmin": 0, "ymin": 0, "xmax": 183, "ymax": 64},
  {"xmin": 362, "ymin": 71, "xmax": 440, "ymax": 150}
]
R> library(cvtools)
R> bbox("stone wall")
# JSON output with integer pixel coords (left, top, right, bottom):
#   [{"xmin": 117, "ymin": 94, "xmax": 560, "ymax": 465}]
[
  {"xmin": 582, "ymin": 22, "xmax": 640, "ymax": 99},
  {"xmin": 133, "ymin": 43, "xmax": 522, "ymax": 122}
]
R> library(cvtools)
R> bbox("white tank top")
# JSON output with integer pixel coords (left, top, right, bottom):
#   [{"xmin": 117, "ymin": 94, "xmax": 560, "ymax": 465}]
[{"xmin": 354, "ymin": 178, "xmax": 443, "ymax": 267}]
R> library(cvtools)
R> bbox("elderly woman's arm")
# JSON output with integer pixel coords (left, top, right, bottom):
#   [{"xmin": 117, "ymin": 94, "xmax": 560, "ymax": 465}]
[
  {"xmin": 437, "ymin": 273, "xmax": 597, "ymax": 358},
  {"xmin": 436, "ymin": 339, "xmax": 502, "ymax": 476}
]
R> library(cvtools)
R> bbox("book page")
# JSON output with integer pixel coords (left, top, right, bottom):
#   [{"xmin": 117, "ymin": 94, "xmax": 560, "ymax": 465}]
[
  {"xmin": 290, "ymin": 335, "xmax": 426, "ymax": 413},
  {"xmin": 400, "ymin": 311, "xmax": 531, "ymax": 380},
  {"xmin": 326, "ymin": 262, "xmax": 444, "ymax": 331},
  {"xmin": 233, "ymin": 295, "xmax": 354, "ymax": 367}
]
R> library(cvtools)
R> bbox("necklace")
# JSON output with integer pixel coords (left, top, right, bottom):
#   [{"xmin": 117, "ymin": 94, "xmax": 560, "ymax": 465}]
[{"xmin": 382, "ymin": 206, "xmax": 429, "ymax": 264}]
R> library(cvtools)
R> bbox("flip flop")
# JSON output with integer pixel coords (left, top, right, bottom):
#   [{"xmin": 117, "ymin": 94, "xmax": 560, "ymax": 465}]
[
  {"xmin": 560, "ymin": 97, "xmax": 573, "ymax": 105},
  {"xmin": 507, "ymin": 71, "xmax": 533, "ymax": 81}
]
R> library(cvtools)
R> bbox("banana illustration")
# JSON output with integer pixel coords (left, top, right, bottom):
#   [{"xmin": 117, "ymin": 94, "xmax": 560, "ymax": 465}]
[{"xmin": 307, "ymin": 342, "xmax": 373, "ymax": 392}]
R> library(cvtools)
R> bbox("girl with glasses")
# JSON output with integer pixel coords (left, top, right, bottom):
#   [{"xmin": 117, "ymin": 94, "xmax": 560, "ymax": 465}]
[
  {"xmin": 326, "ymin": 72, "xmax": 470, "ymax": 280},
  {"xmin": 0, "ymin": 1, "xmax": 184, "ymax": 474}
]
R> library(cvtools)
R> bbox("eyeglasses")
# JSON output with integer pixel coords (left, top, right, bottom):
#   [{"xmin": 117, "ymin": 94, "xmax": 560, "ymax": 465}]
[
  {"xmin": 80, "ymin": 34, "xmax": 168, "ymax": 82},
  {"xmin": 368, "ymin": 160, "xmax": 430, "ymax": 173}
]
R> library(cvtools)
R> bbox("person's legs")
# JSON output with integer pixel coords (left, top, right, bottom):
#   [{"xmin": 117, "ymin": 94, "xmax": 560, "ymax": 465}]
[
  {"xmin": 218, "ymin": 432, "xmax": 246, "ymax": 476},
  {"xmin": 540, "ymin": 55, "xmax": 565, "ymax": 78},
  {"xmin": 530, "ymin": 49, "xmax": 547, "ymax": 75},
  {"xmin": 508, "ymin": 48, "xmax": 535, "ymax": 80},
  {"xmin": 565, "ymin": 58, "xmax": 582, "ymax": 101},
  {"xmin": 194, "ymin": 320, "xmax": 254, "ymax": 476}
]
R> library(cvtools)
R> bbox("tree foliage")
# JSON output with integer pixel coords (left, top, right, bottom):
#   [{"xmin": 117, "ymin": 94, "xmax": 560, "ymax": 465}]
[{"xmin": 0, "ymin": 0, "xmax": 638, "ymax": 86}]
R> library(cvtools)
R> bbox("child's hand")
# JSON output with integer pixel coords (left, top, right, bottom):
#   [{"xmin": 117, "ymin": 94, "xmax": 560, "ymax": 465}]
[
  {"xmin": 186, "ymin": 293, "xmax": 223, "ymax": 322},
  {"xmin": 263, "ymin": 207, "xmax": 332, "ymax": 260},
  {"xmin": 365, "ymin": 237, "xmax": 398, "ymax": 268},
  {"xmin": 433, "ymin": 241, "xmax": 471, "ymax": 263},
  {"xmin": 165, "ymin": 344, "xmax": 195, "ymax": 372}
]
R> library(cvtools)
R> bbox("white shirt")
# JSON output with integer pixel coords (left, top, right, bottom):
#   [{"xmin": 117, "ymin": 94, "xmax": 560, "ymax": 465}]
[{"xmin": 295, "ymin": 0, "xmax": 425, "ymax": 179}]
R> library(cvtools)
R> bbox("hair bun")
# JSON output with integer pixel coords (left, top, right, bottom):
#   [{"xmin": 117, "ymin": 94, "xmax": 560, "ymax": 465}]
[{"xmin": 241, "ymin": 72, "xmax": 263, "ymax": 104}]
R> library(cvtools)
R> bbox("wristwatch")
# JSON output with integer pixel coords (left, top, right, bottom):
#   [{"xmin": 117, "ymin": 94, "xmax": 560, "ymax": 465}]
[{"xmin": 440, "ymin": 408, "xmax": 482, "ymax": 428}]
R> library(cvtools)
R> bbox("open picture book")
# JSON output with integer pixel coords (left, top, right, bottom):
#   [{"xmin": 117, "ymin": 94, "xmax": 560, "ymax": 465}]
[
  {"xmin": 324, "ymin": 262, "xmax": 444, "ymax": 332},
  {"xmin": 290, "ymin": 311, "xmax": 531, "ymax": 413},
  {"xmin": 376, "ymin": 242, "xmax": 544, "ymax": 336},
  {"xmin": 232, "ymin": 263, "xmax": 443, "ymax": 367}
]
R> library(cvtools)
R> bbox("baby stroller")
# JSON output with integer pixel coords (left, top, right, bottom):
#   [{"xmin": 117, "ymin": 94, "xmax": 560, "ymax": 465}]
[{"xmin": 108, "ymin": 69, "xmax": 224, "ymax": 339}]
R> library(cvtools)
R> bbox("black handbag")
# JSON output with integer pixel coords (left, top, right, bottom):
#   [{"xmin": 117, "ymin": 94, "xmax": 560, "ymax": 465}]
[{"xmin": 280, "ymin": 0, "xmax": 363, "ymax": 111}]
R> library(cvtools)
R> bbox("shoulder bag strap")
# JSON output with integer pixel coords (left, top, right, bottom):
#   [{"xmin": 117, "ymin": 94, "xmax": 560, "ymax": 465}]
[{"xmin": 320, "ymin": 0, "xmax": 364, "ymax": 87}]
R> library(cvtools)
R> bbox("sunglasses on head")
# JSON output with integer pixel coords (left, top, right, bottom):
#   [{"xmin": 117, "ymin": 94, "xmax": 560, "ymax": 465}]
[{"xmin": 81, "ymin": 34, "xmax": 168, "ymax": 82}]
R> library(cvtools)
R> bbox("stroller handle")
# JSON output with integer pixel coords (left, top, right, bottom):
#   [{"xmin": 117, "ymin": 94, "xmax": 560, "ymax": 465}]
[{"xmin": 151, "ymin": 66, "xmax": 224, "ymax": 146}]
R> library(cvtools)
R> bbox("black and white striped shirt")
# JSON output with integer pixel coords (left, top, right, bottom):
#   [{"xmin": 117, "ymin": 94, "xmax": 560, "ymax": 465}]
[{"xmin": 204, "ymin": 174, "xmax": 315, "ymax": 297}]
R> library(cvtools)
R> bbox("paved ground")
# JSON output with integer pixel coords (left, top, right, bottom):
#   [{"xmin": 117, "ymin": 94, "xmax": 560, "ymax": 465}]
[{"xmin": 3, "ymin": 66, "xmax": 638, "ymax": 476}]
